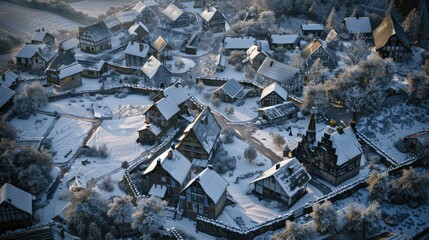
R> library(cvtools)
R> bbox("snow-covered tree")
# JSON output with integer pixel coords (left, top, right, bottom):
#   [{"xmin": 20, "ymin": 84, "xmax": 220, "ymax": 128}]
[
  {"xmin": 366, "ymin": 171, "xmax": 389, "ymax": 202},
  {"xmin": 224, "ymin": 105, "xmax": 235, "ymax": 116},
  {"xmin": 273, "ymin": 220, "xmax": 316, "ymax": 240},
  {"xmin": 221, "ymin": 127, "xmax": 235, "ymax": 144},
  {"xmin": 345, "ymin": 33, "xmax": 370, "ymax": 65},
  {"xmin": 212, "ymin": 97, "xmax": 221, "ymax": 109},
  {"xmin": 258, "ymin": 10, "xmax": 276, "ymax": 31},
  {"xmin": 244, "ymin": 146, "xmax": 257, "ymax": 163},
  {"xmin": 307, "ymin": 58, "xmax": 328, "ymax": 85},
  {"xmin": 14, "ymin": 81, "xmax": 48, "ymax": 117},
  {"xmin": 0, "ymin": 120, "xmax": 16, "ymax": 141},
  {"xmin": 303, "ymin": 84, "xmax": 330, "ymax": 115},
  {"xmin": 273, "ymin": 133, "xmax": 286, "ymax": 148},
  {"xmin": 104, "ymin": 232, "xmax": 117, "ymax": 240},
  {"xmin": 87, "ymin": 222, "xmax": 102, "ymax": 240},
  {"xmin": 406, "ymin": 71, "xmax": 429, "ymax": 101},
  {"xmin": 402, "ymin": 8, "xmax": 421, "ymax": 43},
  {"xmin": 209, "ymin": 146, "xmax": 237, "ymax": 174},
  {"xmin": 131, "ymin": 196, "xmax": 167, "ymax": 235},
  {"xmin": 311, "ymin": 201, "xmax": 337, "ymax": 233},
  {"xmin": 424, "ymin": 60, "xmax": 429, "ymax": 75},
  {"xmin": 107, "ymin": 195, "xmax": 135, "ymax": 225},
  {"xmin": 196, "ymin": 81, "xmax": 205, "ymax": 93},
  {"xmin": 325, "ymin": 7, "xmax": 336, "ymax": 33},
  {"xmin": 245, "ymin": 64, "xmax": 256, "ymax": 79},
  {"xmin": 228, "ymin": 50, "xmax": 246, "ymax": 65},
  {"xmin": 419, "ymin": 0, "xmax": 429, "ymax": 49},
  {"xmin": 344, "ymin": 202, "xmax": 381, "ymax": 239},
  {"xmin": 388, "ymin": 167, "xmax": 429, "ymax": 204}
]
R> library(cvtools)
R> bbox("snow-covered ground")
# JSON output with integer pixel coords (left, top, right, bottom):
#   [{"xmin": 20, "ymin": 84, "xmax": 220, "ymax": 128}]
[
  {"xmin": 69, "ymin": 0, "xmax": 134, "ymax": 18},
  {"xmin": 10, "ymin": 113, "xmax": 55, "ymax": 138},
  {"xmin": 358, "ymin": 101, "xmax": 429, "ymax": 163},
  {"xmin": 47, "ymin": 117, "xmax": 92, "ymax": 164},
  {"xmin": 41, "ymin": 94, "xmax": 152, "ymax": 119},
  {"xmin": 216, "ymin": 138, "xmax": 323, "ymax": 227},
  {"xmin": 167, "ymin": 55, "xmax": 196, "ymax": 74}
]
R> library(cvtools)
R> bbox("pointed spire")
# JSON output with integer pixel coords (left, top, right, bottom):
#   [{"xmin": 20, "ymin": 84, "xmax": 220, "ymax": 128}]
[{"xmin": 306, "ymin": 112, "xmax": 316, "ymax": 144}]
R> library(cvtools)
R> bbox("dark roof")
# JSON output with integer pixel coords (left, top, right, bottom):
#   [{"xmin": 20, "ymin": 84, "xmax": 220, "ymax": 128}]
[
  {"xmin": 214, "ymin": 79, "xmax": 244, "ymax": 99},
  {"xmin": 46, "ymin": 51, "xmax": 76, "ymax": 71},
  {"xmin": 404, "ymin": 130, "xmax": 429, "ymax": 147},
  {"xmin": 257, "ymin": 57, "xmax": 301, "ymax": 85},
  {"xmin": 81, "ymin": 22, "xmax": 111, "ymax": 42},
  {"xmin": 0, "ymin": 85, "xmax": 15, "ymax": 108},
  {"xmin": 257, "ymin": 101, "xmax": 299, "ymax": 120},
  {"xmin": 301, "ymin": 38, "xmax": 338, "ymax": 64},
  {"xmin": 373, "ymin": 15, "xmax": 411, "ymax": 50}
]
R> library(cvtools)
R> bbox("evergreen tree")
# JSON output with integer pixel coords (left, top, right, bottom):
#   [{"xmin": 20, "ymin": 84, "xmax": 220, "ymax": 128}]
[
  {"xmin": 325, "ymin": 7, "xmax": 336, "ymax": 33},
  {"xmin": 402, "ymin": 9, "xmax": 421, "ymax": 43}
]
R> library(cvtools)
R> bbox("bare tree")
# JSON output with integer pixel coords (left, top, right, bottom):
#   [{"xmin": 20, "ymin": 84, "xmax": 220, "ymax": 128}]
[
  {"xmin": 311, "ymin": 201, "xmax": 337, "ymax": 233},
  {"xmin": 273, "ymin": 133, "xmax": 286, "ymax": 148},
  {"xmin": 244, "ymin": 146, "xmax": 257, "ymax": 162},
  {"xmin": 131, "ymin": 196, "xmax": 167, "ymax": 236},
  {"xmin": 366, "ymin": 171, "xmax": 389, "ymax": 202},
  {"xmin": 224, "ymin": 105, "xmax": 235, "ymax": 116},
  {"xmin": 273, "ymin": 220, "xmax": 316, "ymax": 240},
  {"xmin": 402, "ymin": 8, "xmax": 421, "ymax": 43},
  {"xmin": 212, "ymin": 97, "xmax": 221, "ymax": 109},
  {"xmin": 221, "ymin": 127, "xmax": 235, "ymax": 144},
  {"xmin": 388, "ymin": 167, "xmax": 429, "ymax": 204},
  {"xmin": 344, "ymin": 202, "xmax": 381, "ymax": 239}
]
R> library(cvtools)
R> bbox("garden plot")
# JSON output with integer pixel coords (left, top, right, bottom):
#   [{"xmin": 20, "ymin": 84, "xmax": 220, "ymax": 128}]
[
  {"xmin": 47, "ymin": 117, "xmax": 92, "ymax": 164},
  {"xmin": 216, "ymin": 138, "xmax": 323, "ymax": 226},
  {"xmin": 41, "ymin": 94, "xmax": 152, "ymax": 119},
  {"xmin": 0, "ymin": 1, "xmax": 80, "ymax": 38},
  {"xmin": 69, "ymin": 0, "xmax": 133, "ymax": 18},
  {"xmin": 358, "ymin": 101, "xmax": 429, "ymax": 162},
  {"xmin": 67, "ymin": 116, "xmax": 151, "ymax": 181},
  {"xmin": 187, "ymin": 86, "xmax": 259, "ymax": 122},
  {"xmin": 10, "ymin": 113, "xmax": 55, "ymax": 138}
]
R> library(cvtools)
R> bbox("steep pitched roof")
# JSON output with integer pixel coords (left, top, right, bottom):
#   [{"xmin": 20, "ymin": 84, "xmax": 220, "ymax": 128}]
[
  {"xmin": 162, "ymin": 3, "xmax": 184, "ymax": 21},
  {"xmin": 46, "ymin": 51, "xmax": 83, "ymax": 79},
  {"xmin": 163, "ymin": 84, "xmax": 189, "ymax": 105},
  {"xmin": 103, "ymin": 15, "xmax": 121, "ymax": 29},
  {"xmin": 257, "ymin": 57, "xmax": 301, "ymax": 85},
  {"xmin": 404, "ymin": 130, "xmax": 429, "ymax": 147},
  {"xmin": 224, "ymin": 36, "xmax": 256, "ymax": 50},
  {"xmin": 116, "ymin": 11, "xmax": 136, "ymax": 24},
  {"xmin": 343, "ymin": 16, "xmax": 372, "ymax": 34},
  {"xmin": 214, "ymin": 79, "xmax": 244, "ymax": 99},
  {"xmin": 257, "ymin": 101, "xmax": 299, "ymax": 120},
  {"xmin": 251, "ymin": 158, "xmax": 311, "ymax": 197},
  {"xmin": 373, "ymin": 15, "xmax": 411, "ymax": 50},
  {"xmin": 31, "ymin": 30, "xmax": 54, "ymax": 42},
  {"xmin": 246, "ymin": 45, "xmax": 268, "ymax": 61},
  {"xmin": 141, "ymin": 56, "xmax": 170, "ymax": 79},
  {"xmin": 59, "ymin": 37, "xmax": 79, "ymax": 51},
  {"xmin": 260, "ymin": 82, "xmax": 288, "ymax": 101},
  {"xmin": 82, "ymin": 21, "xmax": 111, "ymax": 42},
  {"xmin": 301, "ymin": 39, "xmax": 338, "ymax": 64},
  {"xmin": 301, "ymin": 23, "xmax": 323, "ymax": 31},
  {"xmin": 124, "ymin": 41, "xmax": 149, "ymax": 58},
  {"xmin": 178, "ymin": 107, "xmax": 221, "ymax": 154},
  {"xmin": 0, "ymin": 85, "xmax": 15, "ymax": 108},
  {"xmin": 152, "ymin": 36, "xmax": 171, "ymax": 53},
  {"xmin": 322, "ymin": 126, "xmax": 362, "ymax": 166},
  {"xmin": 270, "ymin": 34, "xmax": 300, "ymax": 44},
  {"xmin": 128, "ymin": 22, "xmax": 149, "ymax": 36},
  {"xmin": 133, "ymin": 1, "xmax": 146, "ymax": 14},
  {"xmin": 16, "ymin": 44, "xmax": 55, "ymax": 61},
  {"xmin": 182, "ymin": 167, "xmax": 228, "ymax": 204},
  {"xmin": 77, "ymin": 58, "xmax": 105, "ymax": 71},
  {"xmin": 0, "ymin": 183, "xmax": 34, "ymax": 215},
  {"xmin": 200, "ymin": 7, "xmax": 224, "ymax": 22},
  {"xmin": 152, "ymin": 97, "xmax": 180, "ymax": 121},
  {"xmin": 137, "ymin": 123, "xmax": 161, "ymax": 136},
  {"xmin": 325, "ymin": 29, "xmax": 338, "ymax": 43},
  {"xmin": 144, "ymin": 148, "xmax": 191, "ymax": 185},
  {"xmin": 1, "ymin": 70, "xmax": 19, "ymax": 88}
]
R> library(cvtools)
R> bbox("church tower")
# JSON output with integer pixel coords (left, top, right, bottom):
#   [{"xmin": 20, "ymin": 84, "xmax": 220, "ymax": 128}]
[{"xmin": 305, "ymin": 113, "xmax": 316, "ymax": 144}]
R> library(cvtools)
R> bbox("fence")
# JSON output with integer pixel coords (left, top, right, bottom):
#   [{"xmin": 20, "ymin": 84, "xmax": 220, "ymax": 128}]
[{"xmin": 196, "ymin": 76, "xmax": 264, "ymax": 90}]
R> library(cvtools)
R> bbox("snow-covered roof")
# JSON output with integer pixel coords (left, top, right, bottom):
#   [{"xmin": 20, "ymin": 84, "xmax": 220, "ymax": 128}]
[
  {"xmin": 214, "ymin": 79, "xmax": 244, "ymax": 99},
  {"xmin": 31, "ymin": 30, "xmax": 53, "ymax": 42},
  {"xmin": 58, "ymin": 63, "xmax": 83, "ymax": 79},
  {"xmin": 16, "ymin": 44, "xmax": 54, "ymax": 61},
  {"xmin": 257, "ymin": 57, "xmax": 301, "ymax": 85},
  {"xmin": 301, "ymin": 23, "xmax": 324, "ymax": 31},
  {"xmin": 301, "ymin": 38, "xmax": 338, "ymax": 63},
  {"xmin": 60, "ymin": 37, "xmax": 79, "ymax": 51},
  {"xmin": 373, "ymin": 15, "xmax": 411, "ymax": 50},
  {"xmin": 260, "ymin": 82, "xmax": 288, "ymax": 101},
  {"xmin": 200, "ymin": 7, "xmax": 224, "ymax": 22},
  {"xmin": 133, "ymin": 1, "xmax": 146, "ymax": 14},
  {"xmin": 152, "ymin": 36, "xmax": 171, "ymax": 53},
  {"xmin": 343, "ymin": 16, "xmax": 372, "ymax": 34},
  {"xmin": 0, "ymin": 85, "xmax": 15, "ymax": 108},
  {"xmin": 153, "ymin": 97, "xmax": 180, "ymax": 121},
  {"xmin": 224, "ymin": 36, "xmax": 256, "ymax": 50},
  {"xmin": 124, "ymin": 41, "xmax": 149, "ymax": 58},
  {"xmin": 103, "ymin": 15, "xmax": 121, "ymax": 29},
  {"xmin": 77, "ymin": 58, "xmax": 105, "ymax": 71},
  {"xmin": 0, "ymin": 183, "xmax": 34, "ymax": 215},
  {"xmin": 257, "ymin": 101, "xmax": 299, "ymax": 120},
  {"xmin": 325, "ymin": 29, "xmax": 338, "ymax": 43},
  {"xmin": 183, "ymin": 167, "xmax": 228, "ymax": 204},
  {"xmin": 163, "ymin": 84, "xmax": 189, "ymax": 105},
  {"xmin": 128, "ymin": 22, "xmax": 149, "ymax": 36},
  {"xmin": 270, "ymin": 34, "xmax": 300, "ymax": 44},
  {"xmin": 83, "ymin": 21, "xmax": 112, "ymax": 42},
  {"xmin": 137, "ymin": 123, "xmax": 161, "ymax": 136},
  {"xmin": 179, "ymin": 107, "xmax": 221, "ymax": 155},
  {"xmin": 162, "ymin": 3, "xmax": 184, "ymax": 21},
  {"xmin": 1, "ymin": 70, "xmax": 19, "ymax": 88},
  {"xmin": 148, "ymin": 184, "xmax": 167, "ymax": 198},
  {"xmin": 141, "ymin": 56, "xmax": 169, "ymax": 79},
  {"xmin": 322, "ymin": 126, "xmax": 362, "ymax": 166},
  {"xmin": 47, "ymin": 51, "xmax": 83, "ymax": 79},
  {"xmin": 144, "ymin": 147, "xmax": 191, "ymax": 185},
  {"xmin": 251, "ymin": 158, "xmax": 311, "ymax": 197},
  {"xmin": 116, "ymin": 11, "xmax": 136, "ymax": 24},
  {"xmin": 404, "ymin": 130, "xmax": 429, "ymax": 147},
  {"xmin": 246, "ymin": 45, "xmax": 267, "ymax": 61}
]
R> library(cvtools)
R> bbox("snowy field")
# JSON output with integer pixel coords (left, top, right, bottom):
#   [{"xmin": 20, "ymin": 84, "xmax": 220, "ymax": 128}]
[
  {"xmin": 69, "ymin": 0, "xmax": 134, "ymax": 18},
  {"xmin": 41, "ymin": 94, "xmax": 152, "ymax": 119},
  {"xmin": 47, "ymin": 117, "xmax": 92, "ymax": 164},
  {"xmin": 358, "ymin": 101, "xmax": 429, "ymax": 162},
  {"xmin": 0, "ymin": 1, "xmax": 80, "ymax": 39},
  {"xmin": 167, "ymin": 56, "xmax": 196, "ymax": 74},
  {"xmin": 67, "ymin": 116, "xmax": 152, "ymax": 181},
  {"xmin": 217, "ymin": 138, "xmax": 323, "ymax": 226},
  {"xmin": 10, "ymin": 113, "xmax": 55, "ymax": 138}
]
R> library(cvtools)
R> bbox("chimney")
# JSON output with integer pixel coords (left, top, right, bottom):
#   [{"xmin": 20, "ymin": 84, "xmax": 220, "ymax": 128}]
[
  {"xmin": 167, "ymin": 150, "xmax": 173, "ymax": 159},
  {"xmin": 2, "ymin": 75, "xmax": 5, "ymax": 81},
  {"xmin": 329, "ymin": 119, "xmax": 336, "ymax": 127},
  {"xmin": 171, "ymin": 143, "xmax": 175, "ymax": 150},
  {"xmin": 42, "ymin": 27, "xmax": 45, "ymax": 32},
  {"xmin": 269, "ymin": 61, "xmax": 273, "ymax": 67},
  {"xmin": 139, "ymin": 43, "xmax": 144, "ymax": 52},
  {"xmin": 275, "ymin": 163, "xmax": 280, "ymax": 170},
  {"xmin": 207, "ymin": 164, "xmax": 213, "ymax": 170},
  {"xmin": 337, "ymin": 126, "xmax": 344, "ymax": 134},
  {"xmin": 356, "ymin": 14, "xmax": 359, "ymax": 19},
  {"xmin": 131, "ymin": 41, "xmax": 134, "ymax": 45}
]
